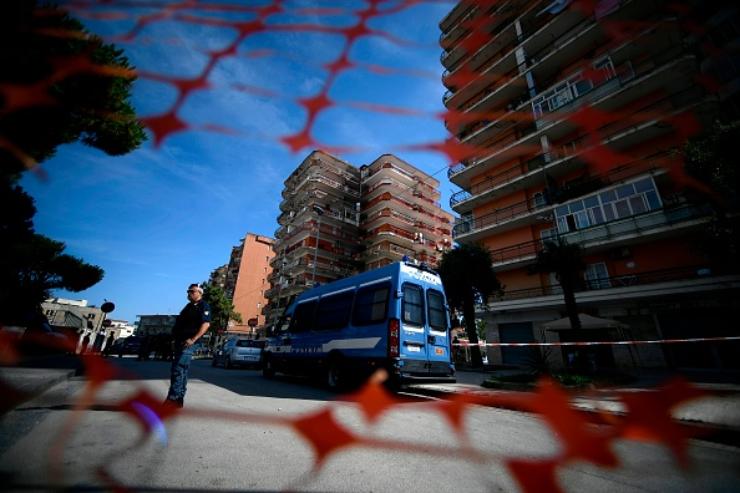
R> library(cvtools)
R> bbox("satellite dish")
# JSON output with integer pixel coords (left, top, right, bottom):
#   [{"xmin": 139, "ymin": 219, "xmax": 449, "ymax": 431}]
[{"xmin": 101, "ymin": 301, "xmax": 115, "ymax": 314}]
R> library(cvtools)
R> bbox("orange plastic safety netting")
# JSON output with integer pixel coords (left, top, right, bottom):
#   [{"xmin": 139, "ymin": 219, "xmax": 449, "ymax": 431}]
[{"xmin": 1, "ymin": 0, "xmax": 736, "ymax": 491}]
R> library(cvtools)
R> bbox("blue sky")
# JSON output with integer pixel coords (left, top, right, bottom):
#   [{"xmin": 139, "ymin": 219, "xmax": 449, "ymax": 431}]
[{"xmin": 21, "ymin": 0, "xmax": 457, "ymax": 323}]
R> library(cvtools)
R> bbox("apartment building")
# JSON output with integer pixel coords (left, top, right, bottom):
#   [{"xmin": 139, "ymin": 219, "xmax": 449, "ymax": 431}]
[
  {"xmin": 441, "ymin": 1, "xmax": 740, "ymax": 371},
  {"xmin": 266, "ymin": 151, "xmax": 362, "ymax": 324},
  {"xmin": 224, "ymin": 233, "xmax": 274, "ymax": 335},
  {"xmin": 265, "ymin": 150, "xmax": 453, "ymax": 325},
  {"xmin": 361, "ymin": 154, "xmax": 453, "ymax": 270}
]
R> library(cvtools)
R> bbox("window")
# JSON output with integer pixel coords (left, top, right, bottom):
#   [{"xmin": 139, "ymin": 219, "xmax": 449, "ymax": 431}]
[
  {"xmin": 427, "ymin": 290, "xmax": 447, "ymax": 331},
  {"xmin": 585, "ymin": 263, "xmax": 611, "ymax": 289},
  {"xmin": 290, "ymin": 300, "xmax": 317, "ymax": 333},
  {"xmin": 352, "ymin": 283, "xmax": 390, "ymax": 326},
  {"xmin": 555, "ymin": 176, "xmax": 662, "ymax": 232},
  {"xmin": 402, "ymin": 283, "xmax": 424, "ymax": 326},
  {"xmin": 316, "ymin": 290, "xmax": 354, "ymax": 331}
]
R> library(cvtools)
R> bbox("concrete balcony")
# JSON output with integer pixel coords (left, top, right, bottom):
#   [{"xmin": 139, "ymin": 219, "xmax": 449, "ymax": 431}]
[
  {"xmin": 484, "ymin": 203, "xmax": 714, "ymax": 271},
  {"xmin": 449, "ymin": 54, "xmax": 698, "ymax": 189},
  {"xmin": 489, "ymin": 267, "xmax": 740, "ymax": 312}
]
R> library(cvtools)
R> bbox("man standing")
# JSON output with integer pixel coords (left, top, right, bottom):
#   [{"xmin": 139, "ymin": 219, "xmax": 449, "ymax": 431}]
[{"xmin": 165, "ymin": 283, "xmax": 211, "ymax": 407}]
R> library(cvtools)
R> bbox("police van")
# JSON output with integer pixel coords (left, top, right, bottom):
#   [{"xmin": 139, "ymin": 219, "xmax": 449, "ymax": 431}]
[{"xmin": 262, "ymin": 260, "xmax": 456, "ymax": 389}]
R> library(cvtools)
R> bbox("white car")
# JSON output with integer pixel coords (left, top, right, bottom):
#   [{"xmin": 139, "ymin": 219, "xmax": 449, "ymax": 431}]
[{"xmin": 212, "ymin": 338, "xmax": 265, "ymax": 369}]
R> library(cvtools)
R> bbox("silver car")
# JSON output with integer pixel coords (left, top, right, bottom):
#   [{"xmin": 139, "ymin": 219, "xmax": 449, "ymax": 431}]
[{"xmin": 212, "ymin": 338, "xmax": 264, "ymax": 369}]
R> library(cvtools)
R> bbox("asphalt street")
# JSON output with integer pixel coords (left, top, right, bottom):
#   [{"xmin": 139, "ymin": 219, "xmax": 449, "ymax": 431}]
[{"xmin": 1, "ymin": 358, "xmax": 739, "ymax": 492}]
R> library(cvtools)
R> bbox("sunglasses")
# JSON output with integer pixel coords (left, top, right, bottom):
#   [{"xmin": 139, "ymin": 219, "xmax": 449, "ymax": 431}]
[{"xmin": 187, "ymin": 289, "xmax": 198, "ymax": 294}]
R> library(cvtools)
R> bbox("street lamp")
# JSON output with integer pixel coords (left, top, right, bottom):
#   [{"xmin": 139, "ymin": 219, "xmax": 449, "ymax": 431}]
[{"xmin": 311, "ymin": 204, "xmax": 324, "ymax": 285}]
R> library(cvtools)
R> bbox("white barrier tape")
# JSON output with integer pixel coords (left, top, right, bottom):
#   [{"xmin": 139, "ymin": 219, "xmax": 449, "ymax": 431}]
[{"xmin": 453, "ymin": 336, "xmax": 740, "ymax": 347}]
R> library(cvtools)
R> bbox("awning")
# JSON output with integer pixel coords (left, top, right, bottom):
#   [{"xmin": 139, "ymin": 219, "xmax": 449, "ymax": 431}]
[{"xmin": 543, "ymin": 314, "xmax": 627, "ymax": 331}]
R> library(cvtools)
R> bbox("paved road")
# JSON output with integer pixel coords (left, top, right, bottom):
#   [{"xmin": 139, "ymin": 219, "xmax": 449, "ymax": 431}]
[{"xmin": 1, "ymin": 358, "xmax": 739, "ymax": 492}]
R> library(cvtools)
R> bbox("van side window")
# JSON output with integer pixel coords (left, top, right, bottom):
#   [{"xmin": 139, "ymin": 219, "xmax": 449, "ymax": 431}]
[
  {"xmin": 352, "ymin": 283, "xmax": 390, "ymax": 326},
  {"xmin": 427, "ymin": 289, "xmax": 446, "ymax": 331},
  {"xmin": 316, "ymin": 290, "xmax": 354, "ymax": 331},
  {"xmin": 402, "ymin": 283, "xmax": 424, "ymax": 326},
  {"xmin": 290, "ymin": 300, "xmax": 317, "ymax": 333}
]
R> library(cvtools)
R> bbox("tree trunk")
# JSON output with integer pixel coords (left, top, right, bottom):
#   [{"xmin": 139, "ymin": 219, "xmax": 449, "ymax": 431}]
[
  {"xmin": 562, "ymin": 280, "xmax": 581, "ymax": 331},
  {"xmin": 463, "ymin": 294, "xmax": 484, "ymax": 368}
]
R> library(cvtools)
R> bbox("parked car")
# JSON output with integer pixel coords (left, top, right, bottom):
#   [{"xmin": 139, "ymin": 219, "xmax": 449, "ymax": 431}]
[
  {"xmin": 112, "ymin": 336, "xmax": 143, "ymax": 357},
  {"xmin": 212, "ymin": 338, "xmax": 265, "ymax": 369}
]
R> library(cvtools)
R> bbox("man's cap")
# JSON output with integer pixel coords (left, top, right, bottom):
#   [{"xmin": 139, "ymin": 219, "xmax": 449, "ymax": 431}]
[{"xmin": 188, "ymin": 283, "xmax": 204, "ymax": 294}]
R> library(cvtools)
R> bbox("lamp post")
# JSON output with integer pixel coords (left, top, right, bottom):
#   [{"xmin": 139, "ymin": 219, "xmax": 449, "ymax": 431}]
[{"xmin": 311, "ymin": 204, "xmax": 324, "ymax": 285}]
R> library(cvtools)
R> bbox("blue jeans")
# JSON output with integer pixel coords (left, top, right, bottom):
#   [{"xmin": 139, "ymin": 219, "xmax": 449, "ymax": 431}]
[{"xmin": 167, "ymin": 345, "xmax": 194, "ymax": 401}]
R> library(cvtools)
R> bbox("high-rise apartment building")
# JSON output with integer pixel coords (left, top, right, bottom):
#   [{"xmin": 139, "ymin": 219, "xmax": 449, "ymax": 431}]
[
  {"xmin": 265, "ymin": 150, "xmax": 453, "ymax": 325},
  {"xmin": 266, "ymin": 151, "xmax": 362, "ymax": 324},
  {"xmin": 441, "ymin": 1, "xmax": 740, "ymax": 371},
  {"xmin": 361, "ymin": 154, "xmax": 453, "ymax": 270},
  {"xmin": 224, "ymin": 233, "xmax": 274, "ymax": 335}
]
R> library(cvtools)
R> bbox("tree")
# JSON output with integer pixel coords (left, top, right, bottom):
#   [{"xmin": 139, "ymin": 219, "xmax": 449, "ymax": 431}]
[
  {"xmin": 202, "ymin": 283, "xmax": 242, "ymax": 345},
  {"xmin": 0, "ymin": 1, "xmax": 146, "ymax": 324},
  {"xmin": 682, "ymin": 119, "xmax": 740, "ymax": 273},
  {"xmin": 438, "ymin": 243, "xmax": 501, "ymax": 368},
  {"xmin": 530, "ymin": 238, "xmax": 585, "ymax": 330},
  {"xmin": 1, "ymin": 1, "xmax": 146, "ymax": 174}
]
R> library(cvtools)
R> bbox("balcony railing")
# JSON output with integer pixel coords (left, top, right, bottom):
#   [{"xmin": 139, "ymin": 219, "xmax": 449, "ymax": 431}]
[
  {"xmin": 485, "ymin": 202, "xmax": 713, "ymax": 266},
  {"xmin": 453, "ymin": 195, "xmax": 547, "ymax": 237},
  {"xmin": 493, "ymin": 265, "xmax": 715, "ymax": 302}
]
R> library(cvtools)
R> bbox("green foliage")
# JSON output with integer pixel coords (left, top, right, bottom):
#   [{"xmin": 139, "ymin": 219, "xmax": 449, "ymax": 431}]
[
  {"xmin": 439, "ymin": 243, "xmax": 501, "ymax": 367},
  {"xmin": 682, "ymin": 120, "xmax": 740, "ymax": 272},
  {"xmin": 0, "ymin": 2, "xmax": 145, "ymax": 323},
  {"xmin": 202, "ymin": 283, "xmax": 242, "ymax": 336},
  {"xmin": 553, "ymin": 373, "xmax": 593, "ymax": 387},
  {"xmin": 683, "ymin": 119, "xmax": 740, "ymax": 206},
  {"xmin": 0, "ymin": 1, "xmax": 146, "ymax": 173},
  {"xmin": 0, "ymin": 180, "xmax": 104, "ymax": 323}
]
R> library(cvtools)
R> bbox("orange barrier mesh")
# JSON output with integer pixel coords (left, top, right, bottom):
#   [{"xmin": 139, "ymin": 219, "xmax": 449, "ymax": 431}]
[{"xmin": 0, "ymin": 332, "xmax": 717, "ymax": 492}]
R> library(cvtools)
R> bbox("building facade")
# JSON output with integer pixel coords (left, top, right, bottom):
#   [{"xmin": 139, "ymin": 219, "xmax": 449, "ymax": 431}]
[
  {"xmin": 441, "ymin": 1, "xmax": 740, "ymax": 371},
  {"xmin": 224, "ymin": 233, "xmax": 274, "ymax": 336},
  {"xmin": 265, "ymin": 150, "xmax": 453, "ymax": 325},
  {"xmin": 361, "ymin": 154, "xmax": 453, "ymax": 270},
  {"xmin": 42, "ymin": 298, "xmax": 105, "ymax": 352},
  {"xmin": 266, "ymin": 151, "xmax": 362, "ymax": 325},
  {"xmin": 136, "ymin": 314, "xmax": 177, "ymax": 336}
]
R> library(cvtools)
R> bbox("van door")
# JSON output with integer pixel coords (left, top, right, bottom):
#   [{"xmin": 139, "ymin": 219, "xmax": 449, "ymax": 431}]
[
  {"xmin": 426, "ymin": 289, "xmax": 451, "ymax": 376},
  {"xmin": 400, "ymin": 283, "xmax": 428, "ymax": 373}
]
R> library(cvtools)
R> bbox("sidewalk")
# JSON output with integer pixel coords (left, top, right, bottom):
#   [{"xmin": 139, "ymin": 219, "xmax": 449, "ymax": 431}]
[{"xmin": 413, "ymin": 367, "xmax": 740, "ymax": 431}]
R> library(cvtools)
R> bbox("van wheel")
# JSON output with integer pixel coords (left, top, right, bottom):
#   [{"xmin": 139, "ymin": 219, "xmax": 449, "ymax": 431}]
[
  {"xmin": 262, "ymin": 355, "xmax": 275, "ymax": 379},
  {"xmin": 326, "ymin": 359, "xmax": 343, "ymax": 391}
]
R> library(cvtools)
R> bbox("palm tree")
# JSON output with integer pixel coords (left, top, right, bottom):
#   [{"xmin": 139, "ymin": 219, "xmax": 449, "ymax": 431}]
[
  {"xmin": 438, "ymin": 243, "xmax": 501, "ymax": 368},
  {"xmin": 530, "ymin": 238, "xmax": 585, "ymax": 330}
]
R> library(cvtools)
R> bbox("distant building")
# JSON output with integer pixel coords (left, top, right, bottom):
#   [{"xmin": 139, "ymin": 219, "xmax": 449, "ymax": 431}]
[
  {"xmin": 223, "ymin": 233, "xmax": 274, "ymax": 337},
  {"xmin": 361, "ymin": 154, "xmax": 453, "ymax": 270},
  {"xmin": 209, "ymin": 264, "xmax": 228, "ymax": 291},
  {"xmin": 107, "ymin": 320, "xmax": 135, "ymax": 339},
  {"xmin": 136, "ymin": 315, "xmax": 177, "ymax": 336},
  {"xmin": 265, "ymin": 150, "xmax": 453, "ymax": 325},
  {"xmin": 42, "ymin": 298, "xmax": 105, "ymax": 352}
]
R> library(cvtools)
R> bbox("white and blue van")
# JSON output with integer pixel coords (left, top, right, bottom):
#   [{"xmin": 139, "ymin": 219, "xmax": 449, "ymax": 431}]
[{"xmin": 262, "ymin": 260, "xmax": 456, "ymax": 389}]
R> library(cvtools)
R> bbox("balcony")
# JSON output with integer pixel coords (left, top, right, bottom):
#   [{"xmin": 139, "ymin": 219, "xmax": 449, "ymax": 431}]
[
  {"xmin": 483, "ymin": 202, "xmax": 714, "ymax": 271},
  {"xmin": 452, "ymin": 195, "xmax": 549, "ymax": 240},
  {"xmin": 445, "ymin": 6, "xmax": 591, "ymax": 109},
  {"xmin": 449, "ymin": 53, "xmax": 699, "ymax": 189},
  {"xmin": 490, "ymin": 266, "xmax": 739, "ymax": 310}
]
